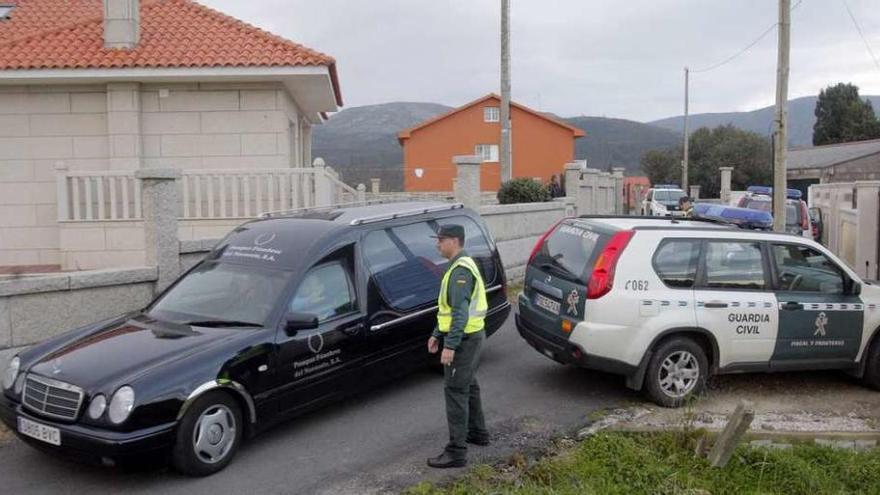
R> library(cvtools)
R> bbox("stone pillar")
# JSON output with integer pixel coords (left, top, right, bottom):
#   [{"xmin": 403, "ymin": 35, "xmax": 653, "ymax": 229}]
[
  {"xmin": 564, "ymin": 162, "xmax": 581, "ymax": 198},
  {"xmin": 579, "ymin": 168, "xmax": 600, "ymax": 215},
  {"xmin": 855, "ymin": 181, "xmax": 880, "ymax": 280},
  {"xmin": 314, "ymin": 166, "xmax": 333, "ymax": 206},
  {"xmin": 453, "ymin": 155, "xmax": 481, "ymax": 210},
  {"xmin": 103, "ymin": 0, "xmax": 140, "ymax": 49},
  {"xmin": 107, "ymin": 82, "xmax": 142, "ymax": 171},
  {"xmin": 356, "ymin": 184, "xmax": 367, "ymax": 205},
  {"xmin": 690, "ymin": 185, "xmax": 701, "ymax": 200},
  {"xmin": 719, "ymin": 167, "xmax": 734, "ymax": 205},
  {"xmin": 55, "ymin": 162, "xmax": 70, "ymax": 221},
  {"xmin": 135, "ymin": 168, "xmax": 181, "ymax": 293},
  {"xmin": 612, "ymin": 167, "xmax": 625, "ymax": 214},
  {"xmin": 370, "ymin": 178, "xmax": 381, "ymax": 195},
  {"xmin": 301, "ymin": 124, "xmax": 312, "ymax": 168}
]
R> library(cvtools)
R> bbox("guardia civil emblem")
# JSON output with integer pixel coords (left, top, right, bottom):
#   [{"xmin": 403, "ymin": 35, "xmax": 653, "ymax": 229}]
[
  {"xmin": 566, "ymin": 289, "xmax": 580, "ymax": 316},
  {"xmin": 814, "ymin": 312, "xmax": 828, "ymax": 337}
]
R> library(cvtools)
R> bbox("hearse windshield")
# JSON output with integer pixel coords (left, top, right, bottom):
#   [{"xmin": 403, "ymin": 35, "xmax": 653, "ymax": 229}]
[{"xmin": 147, "ymin": 262, "xmax": 291, "ymax": 327}]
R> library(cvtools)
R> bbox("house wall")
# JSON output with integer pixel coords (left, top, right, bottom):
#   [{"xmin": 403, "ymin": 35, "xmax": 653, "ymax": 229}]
[
  {"xmin": 0, "ymin": 82, "xmax": 309, "ymax": 270},
  {"xmin": 403, "ymin": 98, "xmax": 578, "ymax": 192}
]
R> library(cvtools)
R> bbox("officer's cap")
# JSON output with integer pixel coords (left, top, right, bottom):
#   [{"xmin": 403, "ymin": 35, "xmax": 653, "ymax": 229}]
[{"xmin": 431, "ymin": 224, "xmax": 465, "ymax": 243}]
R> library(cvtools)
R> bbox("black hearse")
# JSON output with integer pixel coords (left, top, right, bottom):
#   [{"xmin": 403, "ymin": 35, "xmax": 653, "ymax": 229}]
[{"xmin": 0, "ymin": 202, "xmax": 510, "ymax": 476}]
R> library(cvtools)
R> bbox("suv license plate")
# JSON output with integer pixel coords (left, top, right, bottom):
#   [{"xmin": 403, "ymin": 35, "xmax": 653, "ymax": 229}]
[
  {"xmin": 18, "ymin": 416, "xmax": 61, "ymax": 446},
  {"xmin": 534, "ymin": 293, "xmax": 561, "ymax": 314}
]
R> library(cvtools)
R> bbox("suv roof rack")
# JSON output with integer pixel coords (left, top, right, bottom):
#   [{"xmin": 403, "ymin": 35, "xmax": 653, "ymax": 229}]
[{"xmin": 349, "ymin": 203, "xmax": 464, "ymax": 226}]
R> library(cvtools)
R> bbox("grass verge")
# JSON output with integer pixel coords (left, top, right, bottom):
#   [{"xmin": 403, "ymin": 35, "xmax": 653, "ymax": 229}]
[{"xmin": 407, "ymin": 431, "xmax": 880, "ymax": 495}]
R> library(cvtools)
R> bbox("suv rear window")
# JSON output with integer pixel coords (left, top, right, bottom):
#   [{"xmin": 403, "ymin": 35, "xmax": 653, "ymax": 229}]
[{"xmin": 534, "ymin": 221, "xmax": 609, "ymax": 283}]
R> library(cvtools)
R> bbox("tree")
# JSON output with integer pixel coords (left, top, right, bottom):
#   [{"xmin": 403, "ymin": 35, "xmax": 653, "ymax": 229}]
[
  {"xmin": 640, "ymin": 149, "xmax": 680, "ymax": 185},
  {"xmin": 813, "ymin": 83, "xmax": 880, "ymax": 146},
  {"xmin": 641, "ymin": 125, "xmax": 771, "ymax": 198}
]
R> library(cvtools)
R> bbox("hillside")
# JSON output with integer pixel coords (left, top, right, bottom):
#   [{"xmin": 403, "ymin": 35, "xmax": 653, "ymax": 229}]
[
  {"xmin": 313, "ymin": 103, "xmax": 680, "ymax": 187},
  {"xmin": 649, "ymin": 95, "xmax": 880, "ymax": 147}
]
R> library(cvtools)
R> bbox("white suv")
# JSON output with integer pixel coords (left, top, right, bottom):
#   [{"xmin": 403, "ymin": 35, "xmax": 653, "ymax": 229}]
[
  {"xmin": 516, "ymin": 215, "xmax": 880, "ymax": 407},
  {"xmin": 641, "ymin": 186, "xmax": 687, "ymax": 217}
]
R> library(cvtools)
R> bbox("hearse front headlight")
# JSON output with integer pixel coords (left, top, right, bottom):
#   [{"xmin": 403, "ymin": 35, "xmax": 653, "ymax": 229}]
[
  {"xmin": 88, "ymin": 394, "xmax": 107, "ymax": 420},
  {"xmin": 108, "ymin": 386, "xmax": 135, "ymax": 424},
  {"xmin": 2, "ymin": 356, "xmax": 19, "ymax": 390}
]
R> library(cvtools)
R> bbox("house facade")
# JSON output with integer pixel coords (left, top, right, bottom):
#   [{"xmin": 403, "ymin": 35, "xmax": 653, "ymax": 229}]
[
  {"xmin": 0, "ymin": 0, "xmax": 342, "ymax": 271},
  {"xmin": 398, "ymin": 94, "xmax": 584, "ymax": 192}
]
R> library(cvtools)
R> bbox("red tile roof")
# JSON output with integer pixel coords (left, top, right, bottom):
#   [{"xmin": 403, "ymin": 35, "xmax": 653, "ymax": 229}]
[{"xmin": 0, "ymin": 0, "xmax": 342, "ymax": 105}]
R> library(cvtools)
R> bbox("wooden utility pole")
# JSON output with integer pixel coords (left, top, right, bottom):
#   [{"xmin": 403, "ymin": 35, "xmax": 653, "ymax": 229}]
[
  {"xmin": 682, "ymin": 67, "xmax": 689, "ymax": 191},
  {"xmin": 773, "ymin": 0, "xmax": 791, "ymax": 232},
  {"xmin": 500, "ymin": 0, "xmax": 512, "ymax": 182}
]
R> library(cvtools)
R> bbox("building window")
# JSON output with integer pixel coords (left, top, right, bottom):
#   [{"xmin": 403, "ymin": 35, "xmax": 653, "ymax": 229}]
[
  {"xmin": 0, "ymin": 5, "xmax": 14, "ymax": 19},
  {"xmin": 483, "ymin": 107, "xmax": 500, "ymax": 122},
  {"xmin": 475, "ymin": 144, "xmax": 499, "ymax": 162}
]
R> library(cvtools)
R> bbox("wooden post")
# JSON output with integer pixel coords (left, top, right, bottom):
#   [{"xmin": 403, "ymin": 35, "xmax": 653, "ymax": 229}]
[{"xmin": 707, "ymin": 400, "xmax": 754, "ymax": 467}]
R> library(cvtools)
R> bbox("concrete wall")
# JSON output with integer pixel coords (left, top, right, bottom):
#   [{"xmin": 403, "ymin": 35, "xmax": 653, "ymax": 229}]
[{"xmin": 0, "ymin": 82, "xmax": 310, "ymax": 269}]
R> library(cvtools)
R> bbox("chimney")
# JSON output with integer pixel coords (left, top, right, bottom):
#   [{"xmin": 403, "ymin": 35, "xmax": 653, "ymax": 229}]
[{"xmin": 103, "ymin": 0, "xmax": 140, "ymax": 49}]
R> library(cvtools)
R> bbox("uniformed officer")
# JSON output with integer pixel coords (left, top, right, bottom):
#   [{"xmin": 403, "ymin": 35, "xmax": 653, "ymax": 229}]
[
  {"xmin": 426, "ymin": 224, "xmax": 490, "ymax": 468},
  {"xmin": 679, "ymin": 195, "xmax": 694, "ymax": 217}
]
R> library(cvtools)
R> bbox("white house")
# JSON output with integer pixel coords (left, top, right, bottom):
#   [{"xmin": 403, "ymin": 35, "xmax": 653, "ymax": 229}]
[{"xmin": 0, "ymin": 0, "xmax": 344, "ymax": 272}]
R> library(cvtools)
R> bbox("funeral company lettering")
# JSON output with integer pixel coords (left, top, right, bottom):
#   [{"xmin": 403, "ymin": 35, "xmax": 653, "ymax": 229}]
[{"xmin": 728, "ymin": 313, "xmax": 769, "ymax": 335}]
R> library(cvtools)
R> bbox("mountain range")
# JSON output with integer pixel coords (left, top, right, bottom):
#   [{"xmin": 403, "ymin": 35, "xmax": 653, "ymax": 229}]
[{"xmin": 312, "ymin": 95, "xmax": 880, "ymax": 188}]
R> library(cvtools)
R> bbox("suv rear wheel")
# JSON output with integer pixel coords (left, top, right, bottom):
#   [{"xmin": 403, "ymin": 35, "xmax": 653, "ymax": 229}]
[{"xmin": 644, "ymin": 337, "xmax": 708, "ymax": 407}]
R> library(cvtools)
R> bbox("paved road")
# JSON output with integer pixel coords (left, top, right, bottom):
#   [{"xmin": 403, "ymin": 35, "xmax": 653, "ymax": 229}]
[{"xmin": 0, "ymin": 315, "xmax": 634, "ymax": 494}]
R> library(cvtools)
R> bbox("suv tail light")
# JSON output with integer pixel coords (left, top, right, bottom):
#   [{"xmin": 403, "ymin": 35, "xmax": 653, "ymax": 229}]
[
  {"xmin": 528, "ymin": 218, "xmax": 567, "ymax": 265},
  {"xmin": 587, "ymin": 230, "xmax": 634, "ymax": 299},
  {"xmin": 800, "ymin": 201, "xmax": 810, "ymax": 233}
]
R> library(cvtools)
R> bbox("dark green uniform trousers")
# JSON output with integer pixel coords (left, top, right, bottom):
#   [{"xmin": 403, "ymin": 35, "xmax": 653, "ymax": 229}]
[{"xmin": 442, "ymin": 331, "xmax": 487, "ymax": 459}]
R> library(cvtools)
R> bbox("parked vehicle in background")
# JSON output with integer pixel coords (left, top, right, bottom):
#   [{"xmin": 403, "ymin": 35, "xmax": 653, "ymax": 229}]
[
  {"xmin": 809, "ymin": 207, "xmax": 824, "ymax": 243},
  {"xmin": 641, "ymin": 185, "xmax": 687, "ymax": 217},
  {"xmin": 693, "ymin": 204, "xmax": 773, "ymax": 230},
  {"xmin": 737, "ymin": 186, "xmax": 810, "ymax": 238}
]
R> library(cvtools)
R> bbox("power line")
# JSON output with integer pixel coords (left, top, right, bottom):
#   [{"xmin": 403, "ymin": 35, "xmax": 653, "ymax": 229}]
[
  {"xmin": 841, "ymin": 0, "xmax": 880, "ymax": 71},
  {"xmin": 691, "ymin": 0, "xmax": 803, "ymax": 74}
]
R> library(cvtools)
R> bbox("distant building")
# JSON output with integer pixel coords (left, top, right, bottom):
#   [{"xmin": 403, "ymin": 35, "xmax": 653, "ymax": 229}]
[
  {"xmin": 397, "ymin": 94, "xmax": 584, "ymax": 192},
  {"xmin": 623, "ymin": 176, "xmax": 651, "ymax": 213},
  {"xmin": 787, "ymin": 138, "xmax": 880, "ymax": 195}
]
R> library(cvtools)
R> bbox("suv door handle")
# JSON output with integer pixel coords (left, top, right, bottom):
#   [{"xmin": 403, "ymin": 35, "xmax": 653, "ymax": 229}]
[
  {"xmin": 341, "ymin": 323, "xmax": 364, "ymax": 336},
  {"xmin": 781, "ymin": 301, "xmax": 803, "ymax": 311},
  {"xmin": 704, "ymin": 301, "xmax": 729, "ymax": 308}
]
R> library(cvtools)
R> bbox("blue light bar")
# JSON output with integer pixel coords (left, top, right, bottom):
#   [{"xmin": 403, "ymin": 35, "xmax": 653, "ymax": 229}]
[
  {"xmin": 694, "ymin": 203, "xmax": 774, "ymax": 230},
  {"xmin": 746, "ymin": 185, "xmax": 802, "ymax": 200}
]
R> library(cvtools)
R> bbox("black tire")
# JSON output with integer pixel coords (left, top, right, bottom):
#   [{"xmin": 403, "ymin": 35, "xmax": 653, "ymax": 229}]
[
  {"xmin": 644, "ymin": 337, "xmax": 708, "ymax": 408},
  {"xmin": 861, "ymin": 337, "xmax": 880, "ymax": 390},
  {"xmin": 171, "ymin": 391, "xmax": 243, "ymax": 477}
]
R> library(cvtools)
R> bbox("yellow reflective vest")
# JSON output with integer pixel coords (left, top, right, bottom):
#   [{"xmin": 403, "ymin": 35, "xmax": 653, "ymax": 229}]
[{"xmin": 437, "ymin": 255, "xmax": 488, "ymax": 334}]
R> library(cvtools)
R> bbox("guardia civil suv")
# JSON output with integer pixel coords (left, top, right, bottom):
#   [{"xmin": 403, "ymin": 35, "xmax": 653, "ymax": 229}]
[{"xmin": 516, "ymin": 215, "xmax": 880, "ymax": 407}]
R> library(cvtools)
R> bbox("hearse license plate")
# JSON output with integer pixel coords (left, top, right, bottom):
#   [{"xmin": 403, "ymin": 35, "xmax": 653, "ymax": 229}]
[
  {"xmin": 18, "ymin": 416, "xmax": 61, "ymax": 446},
  {"xmin": 534, "ymin": 293, "xmax": 561, "ymax": 314}
]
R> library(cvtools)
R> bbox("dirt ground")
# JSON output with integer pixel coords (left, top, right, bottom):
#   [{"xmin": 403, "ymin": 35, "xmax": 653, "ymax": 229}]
[
  {"xmin": 618, "ymin": 370, "xmax": 880, "ymax": 433},
  {"xmin": 0, "ymin": 422, "xmax": 11, "ymax": 445}
]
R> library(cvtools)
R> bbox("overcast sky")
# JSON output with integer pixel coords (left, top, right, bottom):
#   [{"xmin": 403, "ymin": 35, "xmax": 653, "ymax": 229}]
[{"xmin": 202, "ymin": 0, "xmax": 880, "ymax": 122}]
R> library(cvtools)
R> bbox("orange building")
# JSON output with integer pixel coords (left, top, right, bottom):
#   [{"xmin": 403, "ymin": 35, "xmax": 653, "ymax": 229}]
[{"xmin": 398, "ymin": 94, "xmax": 585, "ymax": 192}]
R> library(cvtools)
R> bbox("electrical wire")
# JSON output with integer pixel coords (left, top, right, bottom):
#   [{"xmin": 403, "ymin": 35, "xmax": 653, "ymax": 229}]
[
  {"xmin": 690, "ymin": 0, "xmax": 803, "ymax": 74},
  {"xmin": 841, "ymin": 0, "xmax": 880, "ymax": 71}
]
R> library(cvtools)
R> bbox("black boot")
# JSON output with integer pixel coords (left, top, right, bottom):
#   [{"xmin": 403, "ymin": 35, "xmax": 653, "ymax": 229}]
[{"xmin": 427, "ymin": 451, "xmax": 467, "ymax": 468}]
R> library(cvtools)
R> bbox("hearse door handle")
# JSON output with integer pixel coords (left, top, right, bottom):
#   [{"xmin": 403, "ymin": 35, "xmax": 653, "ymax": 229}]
[
  {"xmin": 781, "ymin": 301, "xmax": 803, "ymax": 311},
  {"xmin": 341, "ymin": 323, "xmax": 364, "ymax": 336},
  {"xmin": 704, "ymin": 301, "xmax": 729, "ymax": 309}
]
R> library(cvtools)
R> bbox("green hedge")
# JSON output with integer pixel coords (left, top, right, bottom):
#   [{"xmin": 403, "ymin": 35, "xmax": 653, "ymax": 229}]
[{"xmin": 496, "ymin": 178, "xmax": 551, "ymax": 204}]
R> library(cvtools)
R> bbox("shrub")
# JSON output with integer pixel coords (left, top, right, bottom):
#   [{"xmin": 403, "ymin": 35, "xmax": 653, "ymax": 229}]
[{"xmin": 497, "ymin": 178, "xmax": 551, "ymax": 204}]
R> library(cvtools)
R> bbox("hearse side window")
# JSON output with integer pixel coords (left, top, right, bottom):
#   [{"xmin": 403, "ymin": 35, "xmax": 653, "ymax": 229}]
[
  {"xmin": 702, "ymin": 241, "xmax": 767, "ymax": 290},
  {"xmin": 771, "ymin": 244, "xmax": 844, "ymax": 294},
  {"xmin": 436, "ymin": 215, "xmax": 496, "ymax": 284},
  {"xmin": 289, "ymin": 262, "xmax": 356, "ymax": 322},
  {"xmin": 363, "ymin": 221, "xmax": 448, "ymax": 311},
  {"xmin": 653, "ymin": 239, "xmax": 700, "ymax": 288}
]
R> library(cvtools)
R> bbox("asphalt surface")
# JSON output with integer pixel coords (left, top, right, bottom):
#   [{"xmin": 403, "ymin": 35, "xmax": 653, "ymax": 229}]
[{"xmin": 0, "ymin": 315, "xmax": 634, "ymax": 494}]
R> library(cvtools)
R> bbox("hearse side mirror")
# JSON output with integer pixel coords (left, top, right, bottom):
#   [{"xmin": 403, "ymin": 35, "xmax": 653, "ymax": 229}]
[{"xmin": 285, "ymin": 312, "xmax": 318, "ymax": 336}]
